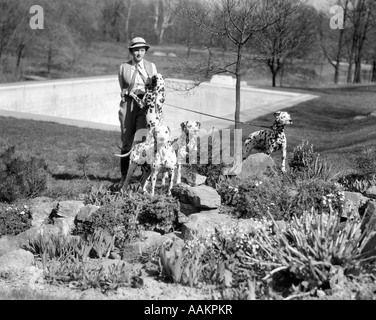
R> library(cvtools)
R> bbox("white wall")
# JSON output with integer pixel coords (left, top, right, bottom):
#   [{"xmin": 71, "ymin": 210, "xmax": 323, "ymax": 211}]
[{"xmin": 0, "ymin": 76, "xmax": 315, "ymax": 133}]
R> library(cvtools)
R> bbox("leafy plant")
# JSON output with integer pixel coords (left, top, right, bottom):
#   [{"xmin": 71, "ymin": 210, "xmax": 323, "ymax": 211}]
[
  {"xmin": 244, "ymin": 209, "xmax": 376, "ymax": 295},
  {"xmin": 356, "ymin": 146, "xmax": 376, "ymax": 177},
  {"xmin": 338, "ymin": 173, "xmax": 376, "ymax": 193},
  {"xmin": 137, "ymin": 193, "xmax": 180, "ymax": 234},
  {"xmin": 45, "ymin": 259, "xmax": 132, "ymax": 293},
  {"xmin": 288, "ymin": 140, "xmax": 318, "ymax": 172},
  {"xmin": 0, "ymin": 146, "xmax": 49, "ymax": 202},
  {"xmin": 73, "ymin": 200, "xmax": 143, "ymax": 251},
  {"xmin": 0, "ymin": 203, "xmax": 32, "ymax": 236}
]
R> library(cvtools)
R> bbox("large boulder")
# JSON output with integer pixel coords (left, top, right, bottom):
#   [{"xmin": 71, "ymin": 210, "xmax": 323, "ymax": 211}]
[
  {"xmin": 365, "ymin": 186, "xmax": 376, "ymax": 200},
  {"xmin": 0, "ymin": 249, "xmax": 35, "ymax": 273},
  {"xmin": 361, "ymin": 201, "xmax": 376, "ymax": 257},
  {"xmin": 344, "ymin": 191, "xmax": 369, "ymax": 209},
  {"xmin": 75, "ymin": 204, "xmax": 100, "ymax": 224},
  {"xmin": 171, "ymin": 184, "xmax": 221, "ymax": 210},
  {"xmin": 49, "ymin": 200, "xmax": 85, "ymax": 236},
  {"xmin": 0, "ymin": 236, "xmax": 20, "ymax": 257},
  {"xmin": 236, "ymin": 154, "xmax": 277, "ymax": 180},
  {"xmin": 121, "ymin": 230, "xmax": 184, "ymax": 263},
  {"xmin": 29, "ymin": 197, "xmax": 57, "ymax": 227},
  {"xmin": 182, "ymin": 210, "xmax": 231, "ymax": 240}
]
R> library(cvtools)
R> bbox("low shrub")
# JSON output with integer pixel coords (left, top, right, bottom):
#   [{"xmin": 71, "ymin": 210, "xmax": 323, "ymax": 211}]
[
  {"xmin": 0, "ymin": 203, "xmax": 32, "ymax": 236},
  {"xmin": 288, "ymin": 140, "xmax": 341, "ymax": 182},
  {"xmin": 338, "ymin": 173, "xmax": 376, "ymax": 193},
  {"xmin": 73, "ymin": 200, "xmax": 143, "ymax": 251},
  {"xmin": 217, "ymin": 177, "xmax": 293, "ymax": 221},
  {"xmin": 243, "ymin": 209, "xmax": 376, "ymax": 296},
  {"xmin": 45, "ymin": 260, "xmax": 133, "ymax": 293},
  {"xmin": 356, "ymin": 146, "xmax": 376, "ymax": 177},
  {"xmin": 0, "ymin": 146, "xmax": 49, "ymax": 203}
]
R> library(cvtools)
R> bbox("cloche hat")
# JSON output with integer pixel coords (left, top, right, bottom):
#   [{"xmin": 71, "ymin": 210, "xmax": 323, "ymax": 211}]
[{"xmin": 128, "ymin": 37, "xmax": 150, "ymax": 51}]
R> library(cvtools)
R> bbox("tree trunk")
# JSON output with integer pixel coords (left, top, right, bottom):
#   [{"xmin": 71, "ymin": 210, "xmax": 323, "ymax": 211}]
[
  {"xmin": 334, "ymin": 0, "xmax": 349, "ymax": 84},
  {"xmin": 371, "ymin": 59, "xmax": 376, "ymax": 82},
  {"xmin": 186, "ymin": 46, "xmax": 191, "ymax": 59},
  {"xmin": 16, "ymin": 43, "xmax": 25, "ymax": 67},
  {"xmin": 272, "ymin": 71, "xmax": 277, "ymax": 87},
  {"xmin": 354, "ymin": 55, "xmax": 362, "ymax": 83},
  {"xmin": 47, "ymin": 46, "xmax": 53, "ymax": 77},
  {"xmin": 234, "ymin": 45, "xmax": 243, "ymax": 130}
]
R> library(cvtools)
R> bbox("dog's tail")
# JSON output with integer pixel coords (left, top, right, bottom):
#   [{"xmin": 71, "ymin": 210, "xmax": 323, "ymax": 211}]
[{"xmin": 114, "ymin": 149, "xmax": 132, "ymax": 158}]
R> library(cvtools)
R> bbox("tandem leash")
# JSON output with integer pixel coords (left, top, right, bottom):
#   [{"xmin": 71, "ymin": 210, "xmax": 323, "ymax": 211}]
[{"xmin": 164, "ymin": 103, "xmax": 271, "ymax": 129}]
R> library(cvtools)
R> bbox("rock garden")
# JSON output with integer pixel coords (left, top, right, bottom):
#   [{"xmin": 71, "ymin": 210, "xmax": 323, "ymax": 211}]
[{"xmin": 0, "ymin": 141, "xmax": 376, "ymax": 300}]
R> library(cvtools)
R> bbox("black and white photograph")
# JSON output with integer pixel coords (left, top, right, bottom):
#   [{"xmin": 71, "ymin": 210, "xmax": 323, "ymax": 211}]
[{"xmin": 0, "ymin": 0, "xmax": 375, "ymax": 304}]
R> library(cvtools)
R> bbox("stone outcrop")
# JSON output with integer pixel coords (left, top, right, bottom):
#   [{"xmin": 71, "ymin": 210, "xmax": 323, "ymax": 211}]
[
  {"xmin": 0, "ymin": 249, "xmax": 34, "ymax": 273},
  {"xmin": 365, "ymin": 186, "xmax": 376, "ymax": 199},
  {"xmin": 361, "ymin": 201, "xmax": 376, "ymax": 257},
  {"xmin": 171, "ymin": 183, "xmax": 221, "ymax": 211},
  {"xmin": 236, "ymin": 154, "xmax": 277, "ymax": 180}
]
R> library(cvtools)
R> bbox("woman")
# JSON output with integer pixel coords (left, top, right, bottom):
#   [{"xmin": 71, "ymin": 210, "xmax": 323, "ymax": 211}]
[{"xmin": 118, "ymin": 37, "xmax": 157, "ymax": 187}]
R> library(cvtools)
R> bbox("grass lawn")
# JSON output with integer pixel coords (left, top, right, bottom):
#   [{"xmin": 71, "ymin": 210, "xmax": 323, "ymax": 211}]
[
  {"xmin": 1, "ymin": 83, "xmax": 375, "ymax": 197},
  {"xmin": 1, "ymin": 41, "xmax": 376, "ymax": 196}
]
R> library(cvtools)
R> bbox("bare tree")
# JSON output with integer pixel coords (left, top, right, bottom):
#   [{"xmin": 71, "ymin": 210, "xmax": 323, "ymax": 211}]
[
  {"xmin": 121, "ymin": 0, "xmax": 136, "ymax": 43},
  {"xmin": 253, "ymin": 4, "xmax": 316, "ymax": 87},
  {"xmin": 174, "ymin": 0, "xmax": 304, "ymax": 129},
  {"xmin": 345, "ymin": 0, "xmax": 375, "ymax": 83},
  {"xmin": 151, "ymin": 0, "xmax": 176, "ymax": 44}
]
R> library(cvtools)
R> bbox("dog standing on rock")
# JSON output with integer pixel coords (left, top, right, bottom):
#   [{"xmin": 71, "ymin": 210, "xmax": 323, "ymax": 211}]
[{"xmin": 242, "ymin": 111, "xmax": 292, "ymax": 172}]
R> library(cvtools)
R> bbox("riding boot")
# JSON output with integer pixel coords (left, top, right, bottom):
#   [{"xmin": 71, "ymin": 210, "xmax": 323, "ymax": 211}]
[{"xmin": 120, "ymin": 153, "xmax": 130, "ymax": 187}]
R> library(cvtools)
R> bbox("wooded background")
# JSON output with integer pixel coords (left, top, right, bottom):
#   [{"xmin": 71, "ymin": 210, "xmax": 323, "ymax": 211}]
[{"xmin": 0, "ymin": 0, "xmax": 375, "ymax": 87}]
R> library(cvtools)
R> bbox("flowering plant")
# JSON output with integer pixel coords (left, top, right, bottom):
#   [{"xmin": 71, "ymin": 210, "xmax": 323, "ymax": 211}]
[{"xmin": 0, "ymin": 203, "xmax": 32, "ymax": 236}]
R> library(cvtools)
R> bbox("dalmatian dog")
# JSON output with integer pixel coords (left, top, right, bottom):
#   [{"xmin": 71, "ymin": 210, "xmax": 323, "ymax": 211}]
[
  {"xmin": 170, "ymin": 121, "xmax": 201, "ymax": 184},
  {"xmin": 115, "ymin": 125, "xmax": 176, "ymax": 196},
  {"xmin": 130, "ymin": 73, "xmax": 165, "ymax": 140},
  {"xmin": 242, "ymin": 111, "xmax": 292, "ymax": 172}
]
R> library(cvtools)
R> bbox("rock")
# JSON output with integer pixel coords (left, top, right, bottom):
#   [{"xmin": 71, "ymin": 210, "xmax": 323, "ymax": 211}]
[
  {"xmin": 177, "ymin": 211, "xmax": 189, "ymax": 223},
  {"xmin": 237, "ymin": 154, "xmax": 277, "ymax": 180},
  {"xmin": 361, "ymin": 201, "xmax": 376, "ymax": 257},
  {"xmin": 171, "ymin": 184, "xmax": 221, "ymax": 209},
  {"xmin": 182, "ymin": 210, "xmax": 232, "ymax": 240},
  {"xmin": 344, "ymin": 191, "xmax": 369, "ymax": 209},
  {"xmin": 0, "ymin": 236, "xmax": 20, "ymax": 257},
  {"xmin": 184, "ymin": 172, "xmax": 207, "ymax": 187},
  {"xmin": 121, "ymin": 231, "xmax": 185, "ymax": 263},
  {"xmin": 365, "ymin": 186, "xmax": 376, "ymax": 199},
  {"xmin": 15, "ymin": 224, "xmax": 61, "ymax": 247},
  {"xmin": 0, "ymin": 249, "xmax": 34, "ymax": 273},
  {"xmin": 75, "ymin": 204, "xmax": 100, "ymax": 224},
  {"xmin": 272, "ymin": 220, "xmax": 287, "ymax": 234},
  {"xmin": 167, "ymin": 53, "xmax": 177, "ymax": 58},
  {"xmin": 29, "ymin": 197, "xmax": 57, "ymax": 227},
  {"xmin": 49, "ymin": 201, "xmax": 85, "ymax": 235}
]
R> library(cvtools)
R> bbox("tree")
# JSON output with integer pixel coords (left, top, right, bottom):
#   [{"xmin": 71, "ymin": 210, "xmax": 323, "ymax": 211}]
[
  {"xmin": 120, "ymin": 0, "xmax": 136, "ymax": 43},
  {"xmin": 174, "ymin": 0, "xmax": 304, "ymax": 129},
  {"xmin": 318, "ymin": 0, "xmax": 350, "ymax": 84},
  {"xmin": 344, "ymin": 0, "xmax": 375, "ymax": 83},
  {"xmin": 253, "ymin": 3, "xmax": 316, "ymax": 87},
  {"xmin": 151, "ymin": 0, "xmax": 176, "ymax": 45}
]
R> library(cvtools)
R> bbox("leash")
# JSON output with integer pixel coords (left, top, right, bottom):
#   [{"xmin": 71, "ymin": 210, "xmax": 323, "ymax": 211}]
[{"xmin": 164, "ymin": 103, "xmax": 271, "ymax": 129}]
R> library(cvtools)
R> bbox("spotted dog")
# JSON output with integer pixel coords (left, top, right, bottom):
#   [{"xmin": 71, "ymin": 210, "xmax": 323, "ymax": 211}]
[
  {"xmin": 242, "ymin": 111, "xmax": 292, "ymax": 172},
  {"xmin": 131, "ymin": 73, "xmax": 165, "ymax": 139},
  {"xmin": 146, "ymin": 126, "xmax": 177, "ymax": 196},
  {"xmin": 171, "ymin": 121, "xmax": 201, "ymax": 184},
  {"xmin": 114, "ymin": 125, "xmax": 176, "ymax": 196}
]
